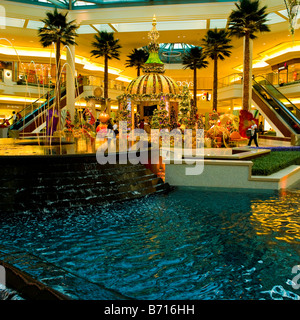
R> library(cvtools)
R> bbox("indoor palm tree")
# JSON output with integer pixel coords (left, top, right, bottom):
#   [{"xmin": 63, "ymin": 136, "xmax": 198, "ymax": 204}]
[
  {"xmin": 125, "ymin": 48, "xmax": 149, "ymax": 77},
  {"xmin": 182, "ymin": 46, "xmax": 208, "ymax": 110},
  {"xmin": 38, "ymin": 8, "xmax": 78, "ymax": 112},
  {"xmin": 202, "ymin": 28, "xmax": 233, "ymax": 112},
  {"xmin": 228, "ymin": 0, "xmax": 270, "ymax": 111},
  {"xmin": 91, "ymin": 31, "xmax": 122, "ymax": 106}
]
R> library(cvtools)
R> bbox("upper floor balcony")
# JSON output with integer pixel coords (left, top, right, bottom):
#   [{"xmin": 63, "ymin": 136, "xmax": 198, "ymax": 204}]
[
  {"xmin": 218, "ymin": 72, "xmax": 300, "ymax": 102},
  {"xmin": 0, "ymin": 71, "xmax": 127, "ymax": 102}
]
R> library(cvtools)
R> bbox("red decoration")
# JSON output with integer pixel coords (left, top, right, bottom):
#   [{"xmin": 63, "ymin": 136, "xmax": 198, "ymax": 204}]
[
  {"xmin": 0, "ymin": 119, "xmax": 10, "ymax": 128},
  {"xmin": 239, "ymin": 110, "xmax": 258, "ymax": 138}
]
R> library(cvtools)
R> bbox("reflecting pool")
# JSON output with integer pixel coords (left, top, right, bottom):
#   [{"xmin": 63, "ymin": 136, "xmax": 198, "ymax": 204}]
[{"xmin": 0, "ymin": 187, "xmax": 300, "ymax": 300}]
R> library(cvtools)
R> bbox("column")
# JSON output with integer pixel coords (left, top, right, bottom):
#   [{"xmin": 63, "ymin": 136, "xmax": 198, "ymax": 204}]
[
  {"xmin": 66, "ymin": 43, "xmax": 75, "ymax": 121},
  {"xmin": 243, "ymin": 37, "xmax": 253, "ymax": 110}
]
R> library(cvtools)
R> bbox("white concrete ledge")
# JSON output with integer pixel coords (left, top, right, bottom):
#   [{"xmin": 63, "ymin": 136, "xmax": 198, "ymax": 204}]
[{"xmin": 164, "ymin": 159, "xmax": 300, "ymax": 190}]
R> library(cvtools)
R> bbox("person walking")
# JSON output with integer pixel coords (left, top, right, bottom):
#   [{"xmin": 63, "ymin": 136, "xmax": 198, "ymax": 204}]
[
  {"xmin": 248, "ymin": 121, "xmax": 259, "ymax": 147},
  {"xmin": 106, "ymin": 119, "xmax": 114, "ymax": 140},
  {"xmin": 113, "ymin": 120, "xmax": 119, "ymax": 136},
  {"xmin": 12, "ymin": 111, "xmax": 17, "ymax": 124}
]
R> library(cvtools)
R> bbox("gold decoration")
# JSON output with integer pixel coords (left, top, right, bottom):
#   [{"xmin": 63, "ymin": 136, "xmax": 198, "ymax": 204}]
[{"xmin": 94, "ymin": 87, "xmax": 103, "ymax": 98}]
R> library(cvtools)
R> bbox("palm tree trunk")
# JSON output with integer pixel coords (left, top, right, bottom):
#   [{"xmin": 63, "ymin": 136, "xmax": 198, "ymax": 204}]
[
  {"xmin": 243, "ymin": 33, "xmax": 251, "ymax": 111},
  {"xmin": 193, "ymin": 67, "xmax": 197, "ymax": 110},
  {"xmin": 104, "ymin": 54, "xmax": 108, "ymax": 110},
  {"xmin": 137, "ymin": 66, "xmax": 140, "ymax": 77},
  {"xmin": 213, "ymin": 53, "xmax": 218, "ymax": 112},
  {"xmin": 56, "ymin": 40, "xmax": 61, "ymax": 113}
]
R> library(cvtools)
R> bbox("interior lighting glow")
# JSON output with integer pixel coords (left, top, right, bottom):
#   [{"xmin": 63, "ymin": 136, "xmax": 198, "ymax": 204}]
[
  {"xmin": 0, "ymin": 96, "xmax": 46, "ymax": 103},
  {"xmin": 115, "ymin": 76, "xmax": 133, "ymax": 83},
  {"xmin": 0, "ymin": 45, "xmax": 124, "ymax": 76}
]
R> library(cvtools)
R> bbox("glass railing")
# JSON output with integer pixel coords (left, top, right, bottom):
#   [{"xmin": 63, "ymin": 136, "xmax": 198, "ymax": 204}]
[
  {"xmin": 83, "ymin": 75, "xmax": 127, "ymax": 91},
  {"xmin": 219, "ymin": 72, "xmax": 300, "ymax": 89},
  {"xmin": 218, "ymin": 73, "xmax": 243, "ymax": 88},
  {"xmin": 16, "ymin": 70, "xmax": 57, "ymax": 87},
  {"xmin": 253, "ymin": 75, "xmax": 300, "ymax": 134}
]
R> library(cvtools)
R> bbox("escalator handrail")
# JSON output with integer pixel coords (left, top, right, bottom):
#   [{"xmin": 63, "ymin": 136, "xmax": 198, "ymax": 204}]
[
  {"xmin": 9, "ymin": 82, "xmax": 67, "ymax": 131},
  {"xmin": 253, "ymin": 80, "xmax": 300, "ymax": 133},
  {"xmin": 253, "ymin": 75, "xmax": 300, "ymax": 114}
]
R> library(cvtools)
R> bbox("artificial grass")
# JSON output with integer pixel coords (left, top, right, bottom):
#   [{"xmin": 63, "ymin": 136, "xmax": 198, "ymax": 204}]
[{"xmin": 251, "ymin": 151, "xmax": 300, "ymax": 176}]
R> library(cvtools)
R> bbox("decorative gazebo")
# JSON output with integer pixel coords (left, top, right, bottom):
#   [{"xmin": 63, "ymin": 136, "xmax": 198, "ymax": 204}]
[{"xmin": 118, "ymin": 15, "xmax": 181, "ymax": 129}]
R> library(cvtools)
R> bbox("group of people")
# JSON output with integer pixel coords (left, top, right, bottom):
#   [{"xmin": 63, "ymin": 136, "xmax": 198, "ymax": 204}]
[
  {"xmin": 99, "ymin": 116, "xmax": 262, "ymax": 148},
  {"xmin": 105, "ymin": 119, "xmax": 119, "ymax": 139}
]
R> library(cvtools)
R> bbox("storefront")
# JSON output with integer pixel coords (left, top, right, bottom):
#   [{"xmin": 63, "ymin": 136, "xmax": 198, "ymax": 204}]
[
  {"xmin": 18, "ymin": 62, "xmax": 69, "ymax": 86},
  {"xmin": 0, "ymin": 61, "xmax": 14, "ymax": 82},
  {"xmin": 272, "ymin": 58, "xmax": 300, "ymax": 86}
]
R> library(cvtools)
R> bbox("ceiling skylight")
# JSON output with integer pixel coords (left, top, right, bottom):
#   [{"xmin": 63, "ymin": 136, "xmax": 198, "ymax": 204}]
[
  {"xmin": 277, "ymin": 9, "xmax": 289, "ymax": 18},
  {"xmin": 77, "ymin": 25, "xmax": 98, "ymax": 34},
  {"xmin": 1, "ymin": 17, "xmax": 25, "ymax": 28},
  {"xmin": 73, "ymin": 1, "xmax": 96, "ymax": 6},
  {"xmin": 116, "ymin": 20, "xmax": 206, "ymax": 33},
  {"xmin": 93, "ymin": 24, "xmax": 115, "ymax": 32},
  {"xmin": 266, "ymin": 13, "xmax": 287, "ymax": 25},
  {"xmin": 26, "ymin": 20, "xmax": 45, "ymax": 29},
  {"xmin": 209, "ymin": 19, "xmax": 227, "ymax": 29}
]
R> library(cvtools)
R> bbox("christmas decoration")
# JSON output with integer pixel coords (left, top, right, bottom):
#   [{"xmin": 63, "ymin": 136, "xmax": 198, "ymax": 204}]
[
  {"xmin": 151, "ymin": 98, "xmax": 170, "ymax": 129},
  {"xmin": 284, "ymin": 0, "xmax": 300, "ymax": 35},
  {"xmin": 178, "ymin": 85, "xmax": 192, "ymax": 128}
]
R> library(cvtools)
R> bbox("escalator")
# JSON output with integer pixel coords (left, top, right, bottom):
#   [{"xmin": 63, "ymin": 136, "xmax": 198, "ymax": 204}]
[
  {"xmin": 9, "ymin": 83, "xmax": 83, "ymax": 135},
  {"xmin": 252, "ymin": 75, "xmax": 300, "ymax": 144}
]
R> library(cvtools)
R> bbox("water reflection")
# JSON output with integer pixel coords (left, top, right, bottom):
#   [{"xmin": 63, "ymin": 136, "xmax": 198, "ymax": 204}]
[
  {"xmin": 250, "ymin": 191, "xmax": 300, "ymax": 244},
  {"xmin": 0, "ymin": 136, "xmax": 151, "ymax": 156}
]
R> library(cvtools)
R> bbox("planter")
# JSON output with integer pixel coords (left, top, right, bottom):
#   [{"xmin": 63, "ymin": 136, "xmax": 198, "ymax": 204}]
[
  {"xmin": 8, "ymin": 130, "xmax": 20, "ymax": 139},
  {"xmin": 0, "ymin": 127, "xmax": 8, "ymax": 138}
]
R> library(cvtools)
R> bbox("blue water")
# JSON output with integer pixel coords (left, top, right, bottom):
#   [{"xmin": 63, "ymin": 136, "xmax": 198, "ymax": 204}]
[{"xmin": 0, "ymin": 187, "xmax": 300, "ymax": 300}]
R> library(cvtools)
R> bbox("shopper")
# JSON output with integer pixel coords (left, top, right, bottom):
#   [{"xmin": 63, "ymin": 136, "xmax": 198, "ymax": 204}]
[
  {"xmin": 248, "ymin": 121, "xmax": 259, "ymax": 147},
  {"xmin": 113, "ymin": 120, "xmax": 119, "ymax": 136},
  {"xmin": 258, "ymin": 121, "xmax": 264, "ymax": 134},
  {"xmin": 106, "ymin": 119, "xmax": 114, "ymax": 140},
  {"xmin": 138, "ymin": 119, "xmax": 145, "ymax": 130},
  {"xmin": 12, "ymin": 111, "xmax": 17, "ymax": 124}
]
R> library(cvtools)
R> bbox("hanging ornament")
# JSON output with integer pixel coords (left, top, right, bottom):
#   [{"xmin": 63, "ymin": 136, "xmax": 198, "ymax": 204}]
[
  {"xmin": 99, "ymin": 112, "xmax": 110, "ymax": 123},
  {"xmin": 284, "ymin": 0, "xmax": 300, "ymax": 35}
]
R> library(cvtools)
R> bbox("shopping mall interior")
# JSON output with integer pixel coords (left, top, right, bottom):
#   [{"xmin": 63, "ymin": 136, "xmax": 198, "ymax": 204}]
[
  {"xmin": 1, "ymin": 0, "xmax": 300, "ymax": 302},
  {"xmin": 0, "ymin": 0, "xmax": 300, "ymax": 127}
]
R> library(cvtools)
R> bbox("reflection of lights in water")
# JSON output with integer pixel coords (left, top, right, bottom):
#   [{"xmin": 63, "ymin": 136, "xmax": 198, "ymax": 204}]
[{"xmin": 249, "ymin": 191, "xmax": 300, "ymax": 243}]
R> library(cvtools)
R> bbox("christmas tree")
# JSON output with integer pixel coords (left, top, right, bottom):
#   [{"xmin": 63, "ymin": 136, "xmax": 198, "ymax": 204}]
[
  {"xmin": 151, "ymin": 98, "xmax": 170, "ymax": 129},
  {"xmin": 117, "ymin": 102, "xmax": 131, "ymax": 129},
  {"xmin": 74, "ymin": 109, "xmax": 81, "ymax": 129},
  {"xmin": 178, "ymin": 85, "xmax": 192, "ymax": 128}
]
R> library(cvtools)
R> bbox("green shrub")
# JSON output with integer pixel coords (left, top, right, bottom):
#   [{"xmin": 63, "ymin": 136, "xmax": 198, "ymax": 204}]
[{"xmin": 251, "ymin": 151, "xmax": 300, "ymax": 176}]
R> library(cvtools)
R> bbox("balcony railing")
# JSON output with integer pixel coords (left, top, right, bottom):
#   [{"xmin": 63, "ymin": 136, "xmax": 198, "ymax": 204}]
[
  {"xmin": 218, "ymin": 71, "xmax": 300, "ymax": 89},
  {"xmin": 218, "ymin": 73, "xmax": 242, "ymax": 89}
]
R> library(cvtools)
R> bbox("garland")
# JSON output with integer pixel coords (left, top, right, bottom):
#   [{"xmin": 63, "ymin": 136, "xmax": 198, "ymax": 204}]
[
  {"xmin": 84, "ymin": 96, "xmax": 111, "ymax": 102},
  {"xmin": 117, "ymin": 92, "xmax": 184, "ymax": 102}
]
